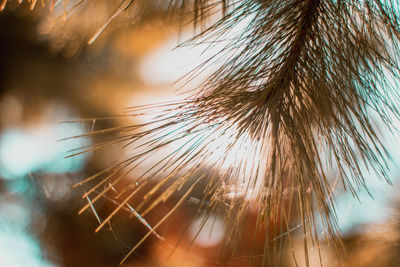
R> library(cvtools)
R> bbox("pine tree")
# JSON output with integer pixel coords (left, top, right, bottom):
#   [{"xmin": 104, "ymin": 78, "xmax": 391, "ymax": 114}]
[{"xmin": 4, "ymin": 0, "xmax": 400, "ymax": 266}]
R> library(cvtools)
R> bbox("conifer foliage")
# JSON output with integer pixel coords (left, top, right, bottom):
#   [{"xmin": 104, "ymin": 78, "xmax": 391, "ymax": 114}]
[{"xmin": 3, "ymin": 0, "xmax": 400, "ymax": 265}]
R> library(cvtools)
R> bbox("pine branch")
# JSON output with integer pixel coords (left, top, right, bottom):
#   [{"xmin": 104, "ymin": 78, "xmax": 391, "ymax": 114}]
[{"xmin": 5, "ymin": 0, "xmax": 400, "ymax": 265}]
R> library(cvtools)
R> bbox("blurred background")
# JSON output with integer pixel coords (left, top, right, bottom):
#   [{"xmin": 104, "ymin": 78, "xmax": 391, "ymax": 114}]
[{"xmin": 1, "ymin": 1, "xmax": 400, "ymax": 266}]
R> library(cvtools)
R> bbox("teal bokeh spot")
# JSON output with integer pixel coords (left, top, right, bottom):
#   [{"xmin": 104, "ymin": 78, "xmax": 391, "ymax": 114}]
[{"xmin": 0, "ymin": 122, "xmax": 90, "ymax": 180}]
